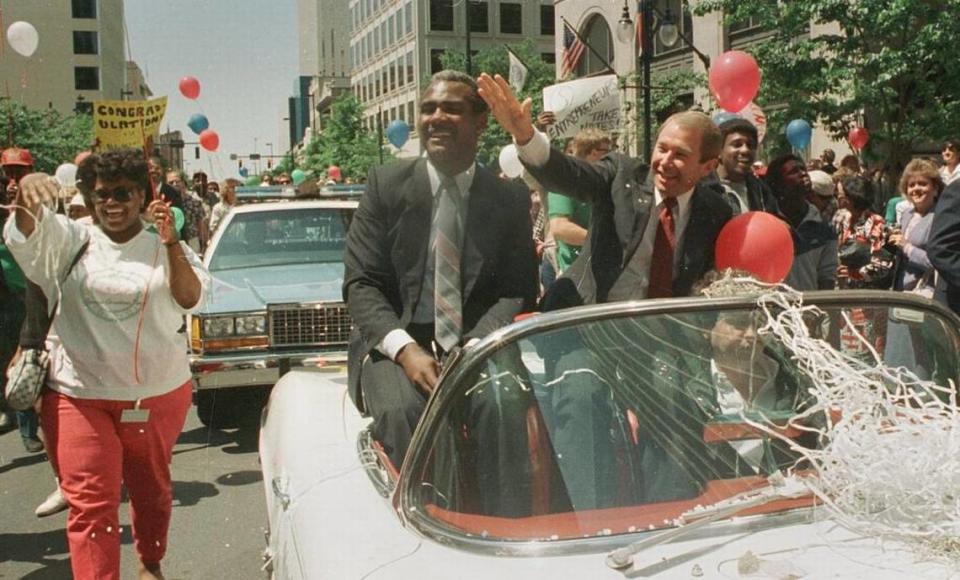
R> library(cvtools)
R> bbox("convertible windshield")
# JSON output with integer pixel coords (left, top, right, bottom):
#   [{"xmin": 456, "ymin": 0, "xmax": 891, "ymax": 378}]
[
  {"xmin": 409, "ymin": 299, "xmax": 960, "ymax": 542},
  {"xmin": 208, "ymin": 207, "xmax": 351, "ymax": 271}
]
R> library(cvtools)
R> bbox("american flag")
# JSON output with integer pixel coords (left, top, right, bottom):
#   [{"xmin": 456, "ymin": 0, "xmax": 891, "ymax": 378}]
[{"xmin": 560, "ymin": 21, "xmax": 586, "ymax": 79}]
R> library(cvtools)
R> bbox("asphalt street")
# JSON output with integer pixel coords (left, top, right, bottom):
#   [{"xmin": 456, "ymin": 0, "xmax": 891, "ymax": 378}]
[{"xmin": 0, "ymin": 403, "xmax": 269, "ymax": 579}]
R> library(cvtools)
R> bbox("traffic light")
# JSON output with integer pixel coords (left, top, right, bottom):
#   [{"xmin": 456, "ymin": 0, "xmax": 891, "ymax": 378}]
[{"xmin": 195, "ymin": 147, "xmax": 200, "ymax": 159}]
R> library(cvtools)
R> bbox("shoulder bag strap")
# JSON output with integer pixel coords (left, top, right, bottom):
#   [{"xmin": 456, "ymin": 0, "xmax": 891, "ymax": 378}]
[{"xmin": 18, "ymin": 240, "xmax": 89, "ymax": 348}]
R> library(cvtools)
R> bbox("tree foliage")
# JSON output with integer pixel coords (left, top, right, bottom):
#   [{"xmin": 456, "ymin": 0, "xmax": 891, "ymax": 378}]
[
  {"xmin": 695, "ymin": 0, "xmax": 960, "ymax": 173},
  {"xmin": 439, "ymin": 40, "xmax": 556, "ymax": 169},
  {"xmin": 0, "ymin": 100, "xmax": 93, "ymax": 173},
  {"xmin": 302, "ymin": 94, "xmax": 388, "ymax": 180}
]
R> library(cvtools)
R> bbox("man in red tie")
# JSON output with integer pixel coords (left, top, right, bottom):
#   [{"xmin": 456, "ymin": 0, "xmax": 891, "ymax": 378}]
[
  {"xmin": 477, "ymin": 74, "xmax": 732, "ymax": 309},
  {"xmin": 477, "ymin": 73, "xmax": 734, "ymax": 510}
]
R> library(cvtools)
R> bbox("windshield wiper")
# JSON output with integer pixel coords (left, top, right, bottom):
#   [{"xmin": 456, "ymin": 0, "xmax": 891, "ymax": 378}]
[{"xmin": 605, "ymin": 472, "xmax": 810, "ymax": 570}]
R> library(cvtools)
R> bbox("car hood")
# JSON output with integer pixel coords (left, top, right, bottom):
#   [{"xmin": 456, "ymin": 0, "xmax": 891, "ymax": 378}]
[{"xmin": 202, "ymin": 263, "xmax": 344, "ymax": 314}]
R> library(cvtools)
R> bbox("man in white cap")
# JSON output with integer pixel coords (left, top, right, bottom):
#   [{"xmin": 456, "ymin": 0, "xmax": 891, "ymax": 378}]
[
  {"xmin": 67, "ymin": 192, "xmax": 92, "ymax": 223},
  {"xmin": 807, "ymin": 169, "xmax": 838, "ymax": 224}
]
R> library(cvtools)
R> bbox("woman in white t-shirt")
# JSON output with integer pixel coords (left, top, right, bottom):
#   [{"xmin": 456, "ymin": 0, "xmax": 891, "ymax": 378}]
[{"xmin": 3, "ymin": 148, "xmax": 210, "ymax": 580}]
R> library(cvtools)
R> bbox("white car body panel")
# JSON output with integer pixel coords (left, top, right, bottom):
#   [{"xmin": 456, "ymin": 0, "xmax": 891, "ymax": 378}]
[{"xmin": 261, "ymin": 371, "xmax": 954, "ymax": 580}]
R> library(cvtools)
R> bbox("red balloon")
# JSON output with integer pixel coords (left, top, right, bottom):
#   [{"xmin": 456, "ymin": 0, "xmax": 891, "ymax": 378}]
[
  {"xmin": 74, "ymin": 151, "xmax": 92, "ymax": 166},
  {"xmin": 327, "ymin": 165, "xmax": 342, "ymax": 181},
  {"xmin": 199, "ymin": 129, "xmax": 219, "ymax": 152},
  {"xmin": 715, "ymin": 212, "xmax": 794, "ymax": 283},
  {"xmin": 848, "ymin": 127, "xmax": 869, "ymax": 150},
  {"xmin": 179, "ymin": 76, "xmax": 201, "ymax": 100},
  {"xmin": 709, "ymin": 51, "xmax": 761, "ymax": 113}
]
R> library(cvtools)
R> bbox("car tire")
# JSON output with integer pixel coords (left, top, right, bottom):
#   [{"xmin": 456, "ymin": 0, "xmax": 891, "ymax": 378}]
[
  {"xmin": 196, "ymin": 386, "xmax": 271, "ymax": 430},
  {"xmin": 196, "ymin": 389, "xmax": 241, "ymax": 429}
]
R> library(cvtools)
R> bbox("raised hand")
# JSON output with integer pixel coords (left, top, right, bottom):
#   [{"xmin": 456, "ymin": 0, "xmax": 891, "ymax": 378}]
[
  {"xmin": 14, "ymin": 173, "xmax": 60, "ymax": 237},
  {"xmin": 147, "ymin": 199, "xmax": 178, "ymax": 246},
  {"xmin": 477, "ymin": 73, "xmax": 535, "ymax": 145}
]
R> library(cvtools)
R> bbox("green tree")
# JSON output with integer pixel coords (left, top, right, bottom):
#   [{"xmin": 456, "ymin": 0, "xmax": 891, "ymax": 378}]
[
  {"xmin": 438, "ymin": 40, "xmax": 555, "ymax": 169},
  {"xmin": 303, "ymin": 94, "xmax": 387, "ymax": 181},
  {"xmin": 695, "ymin": 0, "xmax": 960, "ymax": 176},
  {"xmin": 0, "ymin": 100, "xmax": 93, "ymax": 173}
]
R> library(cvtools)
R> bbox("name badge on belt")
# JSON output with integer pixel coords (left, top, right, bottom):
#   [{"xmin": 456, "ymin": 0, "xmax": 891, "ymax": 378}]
[{"xmin": 121, "ymin": 399, "xmax": 150, "ymax": 423}]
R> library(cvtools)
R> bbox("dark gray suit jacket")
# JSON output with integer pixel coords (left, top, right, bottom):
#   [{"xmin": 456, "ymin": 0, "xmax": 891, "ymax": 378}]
[
  {"xmin": 928, "ymin": 180, "xmax": 960, "ymax": 314},
  {"xmin": 526, "ymin": 149, "xmax": 733, "ymax": 310},
  {"xmin": 343, "ymin": 158, "xmax": 538, "ymax": 410}
]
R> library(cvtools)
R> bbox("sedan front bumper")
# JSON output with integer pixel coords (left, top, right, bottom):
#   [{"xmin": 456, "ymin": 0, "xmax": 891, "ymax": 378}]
[{"xmin": 190, "ymin": 349, "xmax": 347, "ymax": 390}]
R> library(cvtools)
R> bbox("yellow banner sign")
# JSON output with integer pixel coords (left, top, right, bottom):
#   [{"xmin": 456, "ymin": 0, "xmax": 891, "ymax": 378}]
[{"xmin": 93, "ymin": 97, "xmax": 168, "ymax": 149}]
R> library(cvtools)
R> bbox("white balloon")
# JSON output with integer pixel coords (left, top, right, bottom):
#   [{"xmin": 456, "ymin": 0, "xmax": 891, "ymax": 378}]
[
  {"xmin": 7, "ymin": 21, "xmax": 38, "ymax": 58},
  {"xmin": 55, "ymin": 163, "xmax": 78, "ymax": 188},
  {"xmin": 498, "ymin": 144, "xmax": 523, "ymax": 179}
]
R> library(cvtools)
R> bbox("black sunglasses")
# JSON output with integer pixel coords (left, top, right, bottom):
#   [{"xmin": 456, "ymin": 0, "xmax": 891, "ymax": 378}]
[{"xmin": 92, "ymin": 187, "xmax": 136, "ymax": 203}]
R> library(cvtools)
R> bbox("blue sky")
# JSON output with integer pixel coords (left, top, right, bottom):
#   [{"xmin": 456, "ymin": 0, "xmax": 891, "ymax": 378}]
[{"xmin": 125, "ymin": 0, "xmax": 298, "ymax": 179}]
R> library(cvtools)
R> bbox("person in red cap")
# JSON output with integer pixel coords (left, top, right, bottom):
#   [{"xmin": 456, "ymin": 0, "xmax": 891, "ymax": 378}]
[{"xmin": 1, "ymin": 146, "xmax": 43, "ymax": 453}]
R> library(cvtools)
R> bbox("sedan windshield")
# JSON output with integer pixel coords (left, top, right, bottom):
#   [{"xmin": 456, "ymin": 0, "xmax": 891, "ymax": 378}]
[
  {"xmin": 408, "ymin": 300, "xmax": 960, "ymax": 543},
  {"xmin": 208, "ymin": 207, "xmax": 352, "ymax": 271}
]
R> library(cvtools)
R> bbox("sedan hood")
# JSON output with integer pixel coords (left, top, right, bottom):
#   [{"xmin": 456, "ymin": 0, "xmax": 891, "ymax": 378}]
[{"xmin": 203, "ymin": 263, "xmax": 344, "ymax": 314}]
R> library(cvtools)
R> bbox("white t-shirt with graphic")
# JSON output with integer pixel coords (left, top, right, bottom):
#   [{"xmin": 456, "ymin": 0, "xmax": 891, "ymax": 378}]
[{"xmin": 4, "ymin": 209, "xmax": 211, "ymax": 400}]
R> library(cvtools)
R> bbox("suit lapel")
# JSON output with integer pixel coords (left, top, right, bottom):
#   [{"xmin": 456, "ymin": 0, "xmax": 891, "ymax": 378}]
[
  {"xmin": 621, "ymin": 174, "xmax": 655, "ymax": 267},
  {"xmin": 462, "ymin": 167, "xmax": 496, "ymax": 300},
  {"xmin": 403, "ymin": 160, "xmax": 434, "ymax": 311}
]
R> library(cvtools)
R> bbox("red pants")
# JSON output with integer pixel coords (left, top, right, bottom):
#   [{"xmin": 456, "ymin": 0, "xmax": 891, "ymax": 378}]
[{"xmin": 41, "ymin": 382, "xmax": 192, "ymax": 580}]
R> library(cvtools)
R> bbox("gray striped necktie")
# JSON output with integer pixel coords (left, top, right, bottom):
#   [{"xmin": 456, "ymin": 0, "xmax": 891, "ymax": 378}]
[{"xmin": 434, "ymin": 177, "xmax": 463, "ymax": 351}]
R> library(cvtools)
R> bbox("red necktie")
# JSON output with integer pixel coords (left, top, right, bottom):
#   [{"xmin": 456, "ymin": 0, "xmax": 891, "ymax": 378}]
[{"xmin": 647, "ymin": 197, "xmax": 677, "ymax": 298}]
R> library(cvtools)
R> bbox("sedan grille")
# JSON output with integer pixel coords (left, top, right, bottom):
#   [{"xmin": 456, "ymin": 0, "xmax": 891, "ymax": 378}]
[{"xmin": 268, "ymin": 303, "xmax": 353, "ymax": 348}]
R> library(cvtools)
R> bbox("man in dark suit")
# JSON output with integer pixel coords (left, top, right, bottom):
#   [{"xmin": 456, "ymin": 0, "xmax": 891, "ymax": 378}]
[
  {"xmin": 928, "ymin": 180, "xmax": 960, "ymax": 314},
  {"xmin": 477, "ymin": 73, "xmax": 733, "ymax": 510},
  {"xmin": 344, "ymin": 70, "xmax": 538, "ymax": 472}
]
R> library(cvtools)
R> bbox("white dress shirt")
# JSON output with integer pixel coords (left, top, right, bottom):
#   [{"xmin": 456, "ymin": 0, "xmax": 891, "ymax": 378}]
[{"xmin": 378, "ymin": 160, "xmax": 476, "ymax": 361}]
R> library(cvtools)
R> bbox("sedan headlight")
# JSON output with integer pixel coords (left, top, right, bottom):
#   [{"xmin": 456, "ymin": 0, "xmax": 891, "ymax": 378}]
[
  {"xmin": 203, "ymin": 316, "xmax": 235, "ymax": 338},
  {"xmin": 235, "ymin": 315, "xmax": 267, "ymax": 335}
]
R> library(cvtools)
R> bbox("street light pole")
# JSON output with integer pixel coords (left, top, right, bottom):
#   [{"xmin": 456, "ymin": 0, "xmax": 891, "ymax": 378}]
[
  {"xmin": 465, "ymin": 0, "xmax": 472, "ymax": 75},
  {"xmin": 641, "ymin": 0, "xmax": 653, "ymax": 160}
]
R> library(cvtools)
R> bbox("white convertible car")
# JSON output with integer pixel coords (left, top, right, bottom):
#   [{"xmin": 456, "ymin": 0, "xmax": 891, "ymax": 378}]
[{"xmin": 260, "ymin": 290, "xmax": 960, "ymax": 579}]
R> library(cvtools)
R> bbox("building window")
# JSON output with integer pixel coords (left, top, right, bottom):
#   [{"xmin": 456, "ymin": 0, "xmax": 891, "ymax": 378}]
[
  {"xmin": 575, "ymin": 14, "xmax": 613, "ymax": 77},
  {"xmin": 396, "ymin": 56, "xmax": 404, "ymax": 87},
  {"xmin": 430, "ymin": 48, "xmax": 445, "ymax": 74},
  {"xmin": 406, "ymin": 51, "xmax": 415, "ymax": 84},
  {"xmin": 389, "ymin": 13, "xmax": 397, "ymax": 45},
  {"xmin": 73, "ymin": 30, "xmax": 98, "ymax": 55},
  {"xmin": 430, "ymin": 0, "xmax": 454, "ymax": 31},
  {"xmin": 542, "ymin": 51, "xmax": 555, "ymax": 64},
  {"xmin": 500, "ymin": 3, "xmax": 522, "ymax": 34},
  {"xmin": 469, "ymin": 1, "xmax": 488, "ymax": 33},
  {"xmin": 75, "ymin": 66, "xmax": 99, "ymax": 90},
  {"xmin": 405, "ymin": 2, "xmax": 414, "ymax": 34},
  {"xmin": 380, "ymin": 21, "xmax": 388, "ymax": 52},
  {"xmin": 540, "ymin": 4, "xmax": 554, "ymax": 36},
  {"xmin": 72, "ymin": 0, "xmax": 96, "ymax": 19},
  {"xmin": 408, "ymin": 101, "xmax": 415, "ymax": 127},
  {"xmin": 389, "ymin": 60, "xmax": 396, "ymax": 91}
]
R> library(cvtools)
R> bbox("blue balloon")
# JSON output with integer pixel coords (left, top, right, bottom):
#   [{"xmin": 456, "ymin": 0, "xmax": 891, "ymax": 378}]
[
  {"xmin": 712, "ymin": 111, "xmax": 741, "ymax": 126},
  {"xmin": 187, "ymin": 113, "xmax": 210, "ymax": 135},
  {"xmin": 385, "ymin": 120, "xmax": 410, "ymax": 149},
  {"xmin": 785, "ymin": 119, "xmax": 812, "ymax": 150}
]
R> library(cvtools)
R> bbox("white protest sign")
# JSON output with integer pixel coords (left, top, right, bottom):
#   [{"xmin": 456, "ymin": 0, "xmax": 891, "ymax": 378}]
[{"xmin": 543, "ymin": 74, "xmax": 620, "ymax": 140}]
